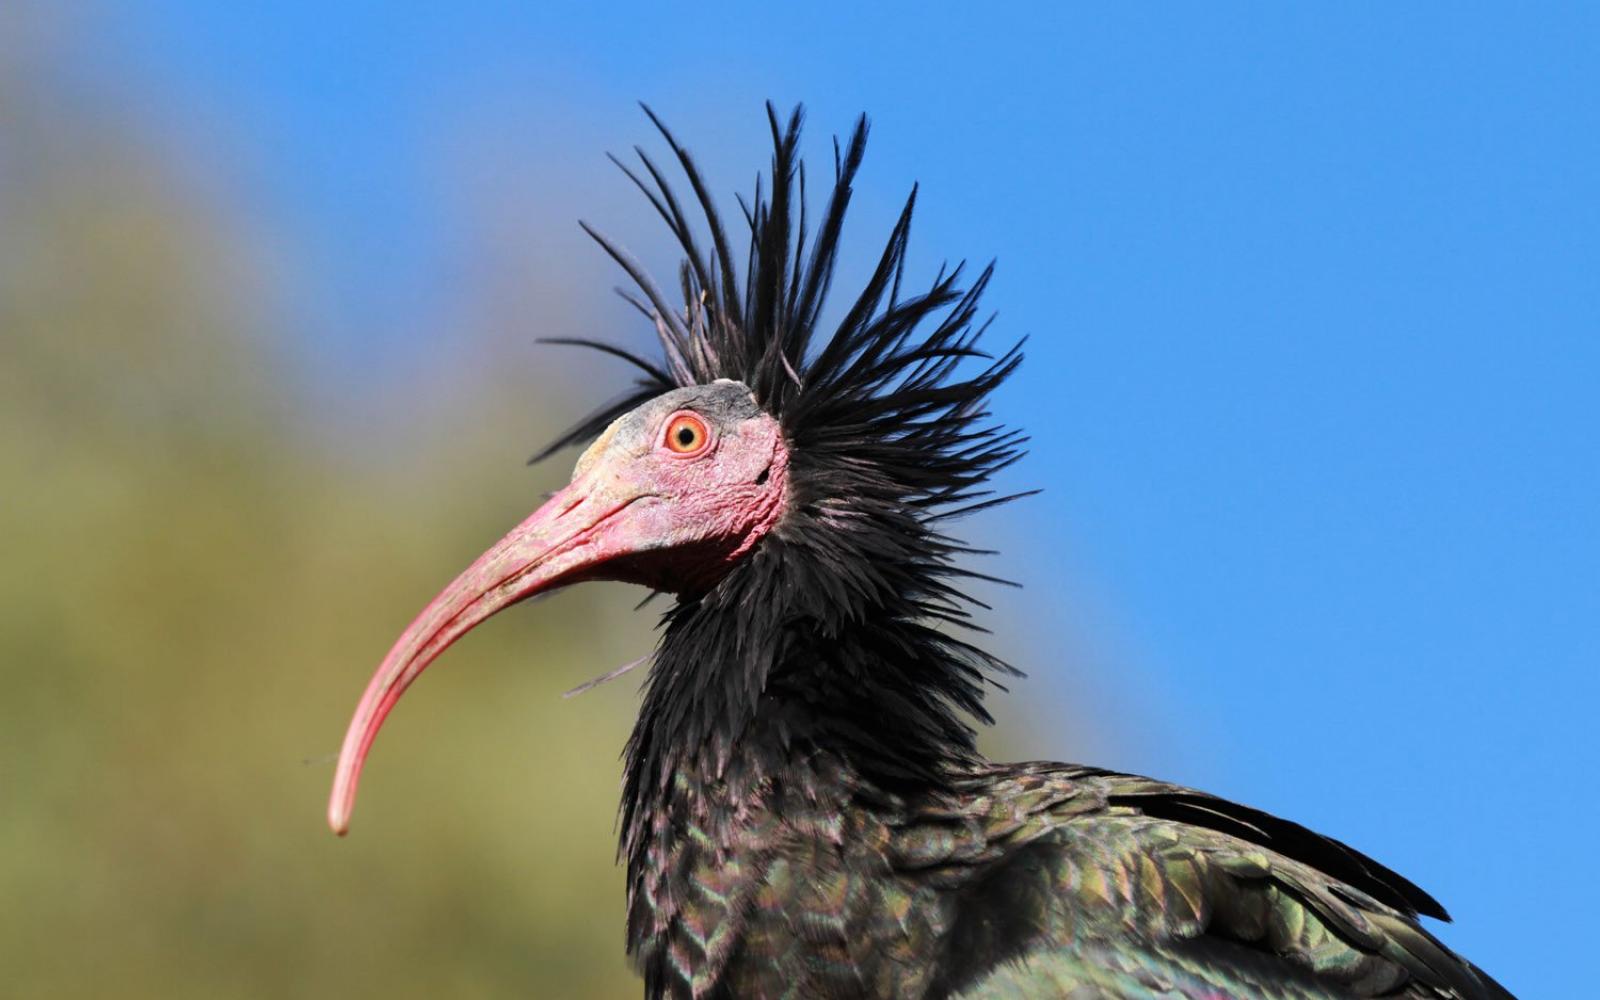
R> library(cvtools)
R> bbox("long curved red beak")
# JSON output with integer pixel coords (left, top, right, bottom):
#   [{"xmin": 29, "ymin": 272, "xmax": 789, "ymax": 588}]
[{"xmin": 328, "ymin": 481, "xmax": 644, "ymax": 835}]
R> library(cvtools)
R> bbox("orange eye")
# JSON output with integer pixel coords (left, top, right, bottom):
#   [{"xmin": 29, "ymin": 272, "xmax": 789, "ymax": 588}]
[{"xmin": 663, "ymin": 412, "xmax": 711, "ymax": 455}]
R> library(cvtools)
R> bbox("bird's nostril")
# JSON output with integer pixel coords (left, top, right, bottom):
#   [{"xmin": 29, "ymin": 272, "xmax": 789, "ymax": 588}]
[{"xmin": 754, "ymin": 465, "xmax": 770, "ymax": 487}]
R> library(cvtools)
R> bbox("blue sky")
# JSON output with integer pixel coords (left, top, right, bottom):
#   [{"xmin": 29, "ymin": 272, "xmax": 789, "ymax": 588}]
[{"xmin": 103, "ymin": 3, "xmax": 1595, "ymax": 994}]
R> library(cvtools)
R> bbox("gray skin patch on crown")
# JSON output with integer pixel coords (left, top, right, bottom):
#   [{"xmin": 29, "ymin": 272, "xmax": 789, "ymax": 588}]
[
  {"xmin": 575, "ymin": 381, "xmax": 766, "ymax": 477},
  {"xmin": 648, "ymin": 381, "xmax": 764, "ymax": 427}
]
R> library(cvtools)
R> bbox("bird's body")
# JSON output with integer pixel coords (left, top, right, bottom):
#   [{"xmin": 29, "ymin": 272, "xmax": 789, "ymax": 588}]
[
  {"xmin": 632, "ymin": 754, "xmax": 1508, "ymax": 999},
  {"xmin": 329, "ymin": 105, "xmax": 1513, "ymax": 999}
]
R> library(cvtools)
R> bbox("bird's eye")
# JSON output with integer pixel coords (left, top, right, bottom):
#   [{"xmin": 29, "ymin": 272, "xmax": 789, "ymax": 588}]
[{"xmin": 663, "ymin": 412, "xmax": 711, "ymax": 456}]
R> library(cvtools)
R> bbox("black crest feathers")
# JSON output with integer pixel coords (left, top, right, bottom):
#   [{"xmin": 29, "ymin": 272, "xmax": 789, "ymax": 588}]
[
  {"xmin": 533, "ymin": 102, "xmax": 1025, "ymax": 501},
  {"xmin": 551, "ymin": 104, "xmax": 1030, "ymax": 792}
]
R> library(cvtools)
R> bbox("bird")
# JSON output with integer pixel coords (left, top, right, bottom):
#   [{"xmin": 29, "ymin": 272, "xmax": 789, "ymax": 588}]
[{"xmin": 327, "ymin": 104, "xmax": 1514, "ymax": 1000}]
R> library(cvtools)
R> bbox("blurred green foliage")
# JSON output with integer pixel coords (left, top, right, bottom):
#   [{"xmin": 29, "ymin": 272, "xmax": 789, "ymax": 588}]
[{"xmin": 0, "ymin": 10, "xmax": 648, "ymax": 996}]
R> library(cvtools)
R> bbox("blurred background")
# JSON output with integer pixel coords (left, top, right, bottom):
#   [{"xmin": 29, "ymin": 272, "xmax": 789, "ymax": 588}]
[{"xmin": 1, "ymin": 3, "xmax": 1594, "ymax": 997}]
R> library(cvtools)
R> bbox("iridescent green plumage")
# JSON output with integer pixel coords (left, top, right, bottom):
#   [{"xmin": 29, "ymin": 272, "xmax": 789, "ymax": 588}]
[{"xmin": 628, "ymin": 758, "xmax": 1509, "ymax": 998}]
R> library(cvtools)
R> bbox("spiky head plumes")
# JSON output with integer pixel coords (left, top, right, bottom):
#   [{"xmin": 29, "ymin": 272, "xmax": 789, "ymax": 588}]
[{"xmin": 529, "ymin": 105, "xmax": 1029, "ymax": 835}]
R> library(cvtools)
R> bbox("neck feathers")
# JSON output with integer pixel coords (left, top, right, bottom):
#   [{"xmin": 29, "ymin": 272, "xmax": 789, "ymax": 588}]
[{"xmin": 619, "ymin": 534, "xmax": 1000, "ymax": 875}]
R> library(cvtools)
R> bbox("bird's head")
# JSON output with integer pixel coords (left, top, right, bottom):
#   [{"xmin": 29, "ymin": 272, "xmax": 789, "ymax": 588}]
[
  {"xmin": 328, "ymin": 381, "xmax": 789, "ymax": 834},
  {"xmin": 330, "ymin": 104, "xmax": 1024, "ymax": 835}
]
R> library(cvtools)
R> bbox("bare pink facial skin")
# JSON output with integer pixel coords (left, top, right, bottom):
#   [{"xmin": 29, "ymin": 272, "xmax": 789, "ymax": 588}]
[{"xmin": 328, "ymin": 381, "xmax": 788, "ymax": 835}]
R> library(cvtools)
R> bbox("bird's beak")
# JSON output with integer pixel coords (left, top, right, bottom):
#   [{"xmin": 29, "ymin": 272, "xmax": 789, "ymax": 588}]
[{"xmin": 327, "ymin": 478, "xmax": 650, "ymax": 835}]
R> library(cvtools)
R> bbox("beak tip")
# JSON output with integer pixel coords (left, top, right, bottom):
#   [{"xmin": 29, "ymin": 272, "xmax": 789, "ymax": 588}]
[{"xmin": 328, "ymin": 793, "xmax": 354, "ymax": 836}]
